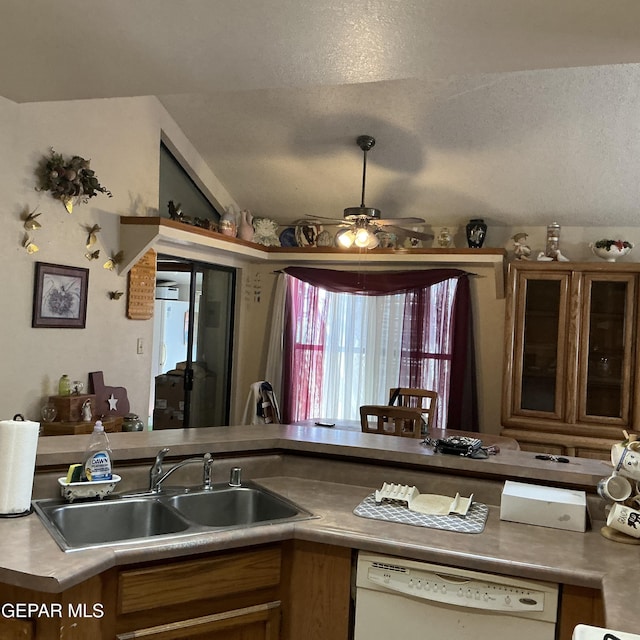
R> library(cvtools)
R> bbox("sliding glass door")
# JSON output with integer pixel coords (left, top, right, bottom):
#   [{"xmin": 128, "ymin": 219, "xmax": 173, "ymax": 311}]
[{"xmin": 152, "ymin": 257, "xmax": 235, "ymax": 428}]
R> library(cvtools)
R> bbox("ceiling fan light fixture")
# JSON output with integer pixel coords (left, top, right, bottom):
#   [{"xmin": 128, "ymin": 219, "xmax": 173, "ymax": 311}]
[
  {"xmin": 336, "ymin": 228, "xmax": 356, "ymax": 248},
  {"xmin": 331, "ymin": 134, "xmax": 428, "ymax": 250},
  {"xmin": 354, "ymin": 226, "xmax": 373, "ymax": 248},
  {"xmin": 365, "ymin": 230, "xmax": 380, "ymax": 249}
]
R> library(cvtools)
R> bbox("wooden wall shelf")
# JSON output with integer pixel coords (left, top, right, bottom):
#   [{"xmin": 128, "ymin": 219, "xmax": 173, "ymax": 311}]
[{"xmin": 119, "ymin": 217, "xmax": 507, "ymax": 297}]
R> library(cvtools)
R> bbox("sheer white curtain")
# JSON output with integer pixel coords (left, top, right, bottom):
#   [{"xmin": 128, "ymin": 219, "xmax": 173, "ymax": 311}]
[
  {"xmin": 264, "ymin": 273, "xmax": 287, "ymax": 406},
  {"xmin": 319, "ymin": 290, "xmax": 405, "ymax": 419}
]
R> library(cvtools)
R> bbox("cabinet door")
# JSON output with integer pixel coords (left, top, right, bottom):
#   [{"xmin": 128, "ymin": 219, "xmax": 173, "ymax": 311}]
[
  {"xmin": 578, "ymin": 274, "xmax": 636, "ymax": 425},
  {"xmin": 511, "ymin": 271, "xmax": 571, "ymax": 419}
]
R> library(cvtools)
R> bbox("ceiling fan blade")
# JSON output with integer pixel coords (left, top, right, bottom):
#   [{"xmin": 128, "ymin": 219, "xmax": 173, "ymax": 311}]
[
  {"xmin": 375, "ymin": 217, "xmax": 426, "ymax": 226},
  {"xmin": 291, "ymin": 216, "xmax": 345, "ymax": 226},
  {"xmin": 385, "ymin": 225, "xmax": 434, "ymax": 241}
]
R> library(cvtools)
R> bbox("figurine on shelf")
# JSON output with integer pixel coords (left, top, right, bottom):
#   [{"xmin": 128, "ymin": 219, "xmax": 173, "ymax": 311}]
[
  {"xmin": 512, "ymin": 233, "xmax": 531, "ymax": 260},
  {"xmin": 537, "ymin": 249, "xmax": 570, "ymax": 262},
  {"xmin": 168, "ymin": 200, "xmax": 183, "ymax": 221},
  {"xmin": 81, "ymin": 399, "xmax": 92, "ymax": 422}
]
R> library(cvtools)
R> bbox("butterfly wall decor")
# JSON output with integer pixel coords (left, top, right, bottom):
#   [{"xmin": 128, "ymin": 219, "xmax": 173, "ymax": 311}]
[
  {"xmin": 22, "ymin": 233, "xmax": 39, "ymax": 254},
  {"xmin": 85, "ymin": 224, "xmax": 101, "ymax": 249},
  {"xmin": 22, "ymin": 208, "xmax": 42, "ymax": 230},
  {"xmin": 103, "ymin": 250, "xmax": 123, "ymax": 271}
]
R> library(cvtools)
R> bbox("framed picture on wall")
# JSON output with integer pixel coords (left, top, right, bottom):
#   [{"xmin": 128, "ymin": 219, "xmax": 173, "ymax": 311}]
[{"xmin": 32, "ymin": 262, "xmax": 89, "ymax": 328}]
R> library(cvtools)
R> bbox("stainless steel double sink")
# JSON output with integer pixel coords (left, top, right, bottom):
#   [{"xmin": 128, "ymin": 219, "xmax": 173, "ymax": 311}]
[{"xmin": 32, "ymin": 481, "xmax": 315, "ymax": 552}]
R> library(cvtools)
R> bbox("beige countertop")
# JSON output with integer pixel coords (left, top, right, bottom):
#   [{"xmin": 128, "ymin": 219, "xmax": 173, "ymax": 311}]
[
  {"xmin": 35, "ymin": 424, "xmax": 611, "ymax": 489},
  {"xmin": 2, "ymin": 425, "xmax": 635, "ymax": 633}
]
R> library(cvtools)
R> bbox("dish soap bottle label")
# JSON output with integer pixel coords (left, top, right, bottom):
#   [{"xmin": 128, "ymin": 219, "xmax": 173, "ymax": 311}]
[{"xmin": 86, "ymin": 451, "xmax": 112, "ymax": 481}]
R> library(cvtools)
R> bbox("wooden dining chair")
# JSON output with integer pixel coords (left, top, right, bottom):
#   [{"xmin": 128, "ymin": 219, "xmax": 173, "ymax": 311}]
[
  {"xmin": 389, "ymin": 388, "xmax": 438, "ymax": 433},
  {"xmin": 359, "ymin": 405, "xmax": 424, "ymax": 438}
]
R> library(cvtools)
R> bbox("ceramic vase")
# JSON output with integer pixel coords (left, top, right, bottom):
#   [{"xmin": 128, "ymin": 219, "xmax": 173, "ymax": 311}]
[
  {"xmin": 238, "ymin": 210, "xmax": 254, "ymax": 242},
  {"xmin": 466, "ymin": 219, "xmax": 487, "ymax": 248},
  {"xmin": 58, "ymin": 374, "xmax": 71, "ymax": 396},
  {"xmin": 437, "ymin": 227, "xmax": 453, "ymax": 248},
  {"xmin": 220, "ymin": 208, "xmax": 237, "ymax": 237}
]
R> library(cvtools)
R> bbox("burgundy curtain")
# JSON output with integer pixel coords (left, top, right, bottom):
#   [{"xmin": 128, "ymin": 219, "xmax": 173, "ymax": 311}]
[
  {"xmin": 283, "ymin": 267, "xmax": 467, "ymax": 296},
  {"xmin": 281, "ymin": 276, "xmax": 329, "ymax": 422},
  {"xmin": 281, "ymin": 267, "xmax": 478, "ymax": 430}
]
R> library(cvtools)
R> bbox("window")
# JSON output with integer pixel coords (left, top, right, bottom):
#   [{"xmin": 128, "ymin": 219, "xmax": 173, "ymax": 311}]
[
  {"xmin": 159, "ymin": 142, "xmax": 221, "ymax": 223},
  {"xmin": 284, "ymin": 273, "xmax": 462, "ymax": 428}
]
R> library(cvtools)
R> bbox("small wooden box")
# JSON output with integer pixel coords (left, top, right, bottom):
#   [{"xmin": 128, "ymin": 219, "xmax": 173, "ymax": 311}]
[
  {"xmin": 49, "ymin": 394, "xmax": 96, "ymax": 422},
  {"xmin": 41, "ymin": 416, "xmax": 123, "ymax": 436}
]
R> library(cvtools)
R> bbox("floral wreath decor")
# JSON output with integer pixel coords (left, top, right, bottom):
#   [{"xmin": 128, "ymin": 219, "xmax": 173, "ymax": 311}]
[{"xmin": 36, "ymin": 148, "xmax": 112, "ymax": 212}]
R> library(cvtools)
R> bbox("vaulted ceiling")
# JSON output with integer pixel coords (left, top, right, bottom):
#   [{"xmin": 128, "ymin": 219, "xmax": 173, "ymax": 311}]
[{"xmin": 4, "ymin": 1, "xmax": 640, "ymax": 229}]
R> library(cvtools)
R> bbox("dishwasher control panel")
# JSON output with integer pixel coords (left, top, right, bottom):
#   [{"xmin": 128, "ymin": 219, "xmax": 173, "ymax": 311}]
[{"xmin": 357, "ymin": 553, "xmax": 558, "ymax": 622}]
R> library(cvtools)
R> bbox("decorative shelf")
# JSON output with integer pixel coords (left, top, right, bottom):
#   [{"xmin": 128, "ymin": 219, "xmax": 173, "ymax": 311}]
[{"xmin": 119, "ymin": 217, "xmax": 507, "ymax": 297}]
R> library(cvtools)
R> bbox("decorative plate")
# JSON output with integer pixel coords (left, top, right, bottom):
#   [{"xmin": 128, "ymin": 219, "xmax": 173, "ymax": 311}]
[{"xmin": 278, "ymin": 227, "xmax": 297, "ymax": 247}]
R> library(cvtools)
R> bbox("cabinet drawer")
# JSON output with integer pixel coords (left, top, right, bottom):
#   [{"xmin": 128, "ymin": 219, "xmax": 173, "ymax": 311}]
[
  {"xmin": 116, "ymin": 601, "xmax": 281, "ymax": 640},
  {"xmin": 118, "ymin": 547, "xmax": 281, "ymax": 614}
]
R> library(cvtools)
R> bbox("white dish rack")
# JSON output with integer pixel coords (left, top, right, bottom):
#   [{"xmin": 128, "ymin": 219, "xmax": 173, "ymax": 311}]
[{"xmin": 374, "ymin": 482, "xmax": 474, "ymax": 516}]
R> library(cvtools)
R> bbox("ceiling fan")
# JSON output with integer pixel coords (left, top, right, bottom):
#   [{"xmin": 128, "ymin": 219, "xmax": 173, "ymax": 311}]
[{"xmin": 295, "ymin": 135, "xmax": 433, "ymax": 249}]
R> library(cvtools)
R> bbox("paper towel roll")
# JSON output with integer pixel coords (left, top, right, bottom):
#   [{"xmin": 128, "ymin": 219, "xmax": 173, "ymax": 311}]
[{"xmin": 0, "ymin": 419, "xmax": 40, "ymax": 515}]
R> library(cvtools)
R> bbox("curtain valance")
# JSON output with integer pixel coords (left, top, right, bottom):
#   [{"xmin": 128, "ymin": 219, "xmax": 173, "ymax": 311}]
[{"xmin": 283, "ymin": 267, "xmax": 470, "ymax": 296}]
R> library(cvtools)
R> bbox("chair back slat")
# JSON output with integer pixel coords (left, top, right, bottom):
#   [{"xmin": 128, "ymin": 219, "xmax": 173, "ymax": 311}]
[
  {"xmin": 359, "ymin": 405, "xmax": 424, "ymax": 438},
  {"xmin": 389, "ymin": 388, "xmax": 438, "ymax": 432}
]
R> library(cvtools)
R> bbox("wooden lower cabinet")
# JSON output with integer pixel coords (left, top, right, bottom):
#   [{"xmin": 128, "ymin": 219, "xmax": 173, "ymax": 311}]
[
  {"xmin": 109, "ymin": 545, "xmax": 282, "ymax": 640},
  {"xmin": 557, "ymin": 584, "xmax": 605, "ymax": 640},
  {"xmin": 0, "ymin": 574, "xmax": 104, "ymax": 640},
  {"xmin": 0, "ymin": 540, "xmax": 601, "ymax": 640},
  {"xmin": 0, "ymin": 541, "xmax": 353, "ymax": 640},
  {"xmin": 280, "ymin": 540, "xmax": 353, "ymax": 640}
]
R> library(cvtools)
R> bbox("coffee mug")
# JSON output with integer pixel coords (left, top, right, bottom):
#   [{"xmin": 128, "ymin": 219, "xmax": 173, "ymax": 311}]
[
  {"xmin": 612, "ymin": 445, "xmax": 640, "ymax": 481},
  {"xmin": 607, "ymin": 503, "xmax": 640, "ymax": 538},
  {"xmin": 597, "ymin": 474, "xmax": 633, "ymax": 502}
]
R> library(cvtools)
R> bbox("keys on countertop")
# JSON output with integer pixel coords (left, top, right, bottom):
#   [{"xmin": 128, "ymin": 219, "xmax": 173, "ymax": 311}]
[{"xmin": 535, "ymin": 454, "xmax": 570, "ymax": 463}]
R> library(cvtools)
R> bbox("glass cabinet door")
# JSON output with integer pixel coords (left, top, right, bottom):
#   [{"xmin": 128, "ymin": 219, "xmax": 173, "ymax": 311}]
[
  {"xmin": 579, "ymin": 275, "xmax": 635, "ymax": 424},
  {"xmin": 513, "ymin": 273, "xmax": 570, "ymax": 418}
]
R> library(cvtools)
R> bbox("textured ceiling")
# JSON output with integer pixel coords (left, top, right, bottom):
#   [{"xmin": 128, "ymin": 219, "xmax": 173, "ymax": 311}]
[{"xmin": 4, "ymin": 1, "xmax": 640, "ymax": 228}]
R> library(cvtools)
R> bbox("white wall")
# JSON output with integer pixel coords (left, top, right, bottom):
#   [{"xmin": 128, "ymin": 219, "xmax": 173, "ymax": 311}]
[{"xmin": 0, "ymin": 96, "xmax": 238, "ymax": 425}]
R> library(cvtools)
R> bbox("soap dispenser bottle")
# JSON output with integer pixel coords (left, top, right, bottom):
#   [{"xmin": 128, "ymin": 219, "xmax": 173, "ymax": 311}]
[{"xmin": 83, "ymin": 420, "xmax": 113, "ymax": 481}]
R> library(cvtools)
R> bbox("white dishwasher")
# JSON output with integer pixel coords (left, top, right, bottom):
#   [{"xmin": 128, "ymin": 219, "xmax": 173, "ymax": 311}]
[{"xmin": 354, "ymin": 553, "xmax": 559, "ymax": 640}]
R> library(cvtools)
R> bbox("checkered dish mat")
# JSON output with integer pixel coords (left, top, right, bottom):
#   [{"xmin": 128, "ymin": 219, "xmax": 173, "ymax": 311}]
[{"xmin": 353, "ymin": 493, "xmax": 489, "ymax": 534}]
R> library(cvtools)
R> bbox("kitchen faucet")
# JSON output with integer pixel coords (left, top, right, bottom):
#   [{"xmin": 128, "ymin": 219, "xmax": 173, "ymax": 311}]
[{"xmin": 149, "ymin": 448, "xmax": 213, "ymax": 493}]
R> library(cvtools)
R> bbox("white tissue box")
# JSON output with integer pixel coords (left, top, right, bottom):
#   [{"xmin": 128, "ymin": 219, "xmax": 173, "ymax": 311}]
[{"xmin": 500, "ymin": 480, "xmax": 587, "ymax": 532}]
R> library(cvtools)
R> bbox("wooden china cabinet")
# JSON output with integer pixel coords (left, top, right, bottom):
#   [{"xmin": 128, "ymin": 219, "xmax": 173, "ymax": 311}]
[{"xmin": 501, "ymin": 261, "xmax": 640, "ymax": 460}]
